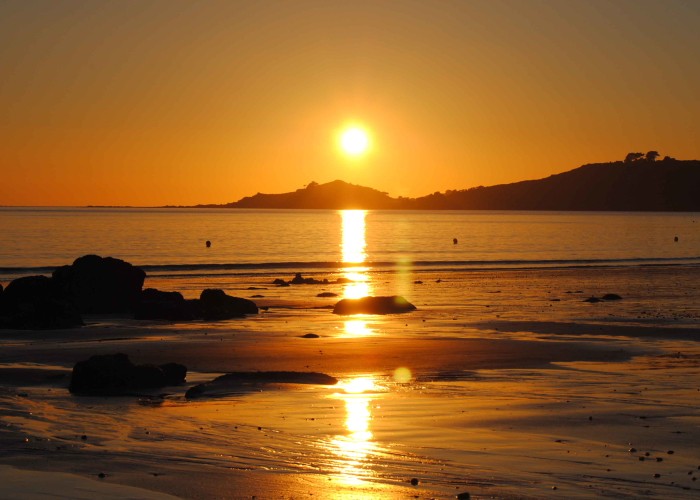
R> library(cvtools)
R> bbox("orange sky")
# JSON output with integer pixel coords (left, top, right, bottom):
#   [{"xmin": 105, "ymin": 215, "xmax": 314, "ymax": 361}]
[{"xmin": 1, "ymin": 0, "xmax": 699, "ymax": 206}]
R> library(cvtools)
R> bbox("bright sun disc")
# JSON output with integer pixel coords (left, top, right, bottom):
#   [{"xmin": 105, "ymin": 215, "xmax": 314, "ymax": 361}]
[{"xmin": 340, "ymin": 127, "xmax": 370, "ymax": 156}]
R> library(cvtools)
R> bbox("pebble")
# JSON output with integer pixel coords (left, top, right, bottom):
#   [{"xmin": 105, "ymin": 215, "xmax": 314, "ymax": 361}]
[{"xmin": 410, "ymin": 478, "xmax": 419, "ymax": 486}]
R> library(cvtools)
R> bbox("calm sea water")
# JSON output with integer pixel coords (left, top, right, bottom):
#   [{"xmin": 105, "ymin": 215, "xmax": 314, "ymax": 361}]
[{"xmin": 0, "ymin": 207, "xmax": 698, "ymax": 282}]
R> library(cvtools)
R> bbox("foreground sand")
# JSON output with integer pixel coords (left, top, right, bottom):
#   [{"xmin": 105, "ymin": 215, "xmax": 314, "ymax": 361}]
[{"xmin": 1, "ymin": 265, "xmax": 700, "ymax": 498}]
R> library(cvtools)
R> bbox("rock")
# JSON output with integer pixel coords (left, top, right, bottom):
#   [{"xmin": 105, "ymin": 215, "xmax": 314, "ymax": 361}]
[
  {"xmin": 52, "ymin": 255, "xmax": 146, "ymax": 313},
  {"xmin": 159, "ymin": 362, "xmax": 188, "ymax": 385},
  {"xmin": 410, "ymin": 478, "xmax": 419, "ymax": 486},
  {"xmin": 602, "ymin": 293, "xmax": 623, "ymax": 301},
  {"xmin": 199, "ymin": 289, "xmax": 258, "ymax": 320},
  {"xmin": 185, "ymin": 371, "xmax": 338, "ymax": 399},
  {"xmin": 316, "ymin": 292, "xmax": 338, "ymax": 298},
  {"xmin": 69, "ymin": 353, "xmax": 187, "ymax": 395},
  {"xmin": 457, "ymin": 493, "xmax": 471, "ymax": 500},
  {"xmin": 290, "ymin": 273, "xmax": 306, "ymax": 285},
  {"xmin": 300, "ymin": 333, "xmax": 320, "ymax": 338},
  {"xmin": 289, "ymin": 273, "xmax": 328, "ymax": 285},
  {"xmin": 583, "ymin": 296, "xmax": 602, "ymax": 303},
  {"xmin": 134, "ymin": 288, "xmax": 196, "ymax": 321},
  {"xmin": 333, "ymin": 296, "xmax": 416, "ymax": 315},
  {"xmin": 272, "ymin": 278, "xmax": 290, "ymax": 287},
  {"xmin": 0, "ymin": 275, "xmax": 83, "ymax": 329}
]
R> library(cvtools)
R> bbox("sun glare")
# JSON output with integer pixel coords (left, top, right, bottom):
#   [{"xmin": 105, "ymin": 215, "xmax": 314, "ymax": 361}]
[{"xmin": 339, "ymin": 127, "xmax": 370, "ymax": 156}]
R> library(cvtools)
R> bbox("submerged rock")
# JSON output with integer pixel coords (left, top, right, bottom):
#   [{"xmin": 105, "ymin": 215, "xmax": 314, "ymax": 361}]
[
  {"xmin": 185, "ymin": 371, "xmax": 338, "ymax": 399},
  {"xmin": 602, "ymin": 293, "xmax": 623, "ymax": 301},
  {"xmin": 290, "ymin": 273, "xmax": 329, "ymax": 285},
  {"xmin": 316, "ymin": 292, "xmax": 338, "ymax": 298},
  {"xmin": 583, "ymin": 296, "xmax": 602, "ymax": 303},
  {"xmin": 53, "ymin": 255, "xmax": 145, "ymax": 313},
  {"xmin": 199, "ymin": 289, "xmax": 258, "ymax": 319},
  {"xmin": 69, "ymin": 353, "xmax": 187, "ymax": 395},
  {"xmin": 333, "ymin": 296, "xmax": 417, "ymax": 315}
]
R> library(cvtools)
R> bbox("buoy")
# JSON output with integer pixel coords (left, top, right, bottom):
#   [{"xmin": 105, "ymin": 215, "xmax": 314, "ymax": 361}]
[
  {"xmin": 453, "ymin": 238, "xmax": 458, "ymax": 245},
  {"xmin": 206, "ymin": 240, "xmax": 211, "ymax": 248},
  {"xmin": 674, "ymin": 236, "xmax": 678, "ymax": 242}
]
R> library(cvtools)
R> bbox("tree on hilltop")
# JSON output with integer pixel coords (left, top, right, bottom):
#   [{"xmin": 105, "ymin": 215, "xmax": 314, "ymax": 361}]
[
  {"xmin": 624, "ymin": 152, "xmax": 644, "ymax": 163},
  {"xmin": 645, "ymin": 150, "xmax": 660, "ymax": 162}
]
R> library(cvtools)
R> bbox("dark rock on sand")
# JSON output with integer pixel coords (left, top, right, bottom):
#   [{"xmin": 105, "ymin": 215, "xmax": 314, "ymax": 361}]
[
  {"xmin": 199, "ymin": 289, "xmax": 258, "ymax": 320},
  {"xmin": 316, "ymin": 292, "xmax": 338, "ymax": 298},
  {"xmin": 584, "ymin": 296, "xmax": 602, "ymax": 303},
  {"xmin": 333, "ymin": 296, "xmax": 417, "ymax": 315},
  {"xmin": 0, "ymin": 275, "xmax": 83, "ymax": 329},
  {"xmin": 53, "ymin": 255, "xmax": 146, "ymax": 313},
  {"xmin": 134, "ymin": 288, "xmax": 196, "ymax": 321},
  {"xmin": 69, "ymin": 353, "xmax": 187, "ymax": 395},
  {"xmin": 185, "ymin": 371, "xmax": 338, "ymax": 399},
  {"xmin": 602, "ymin": 293, "xmax": 623, "ymax": 301},
  {"xmin": 159, "ymin": 362, "xmax": 188, "ymax": 385},
  {"xmin": 272, "ymin": 278, "xmax": 290, "ymax": 287},
  {"xmin": 300, "ymin": 333, "xmax": 320, "ymax": 338}
]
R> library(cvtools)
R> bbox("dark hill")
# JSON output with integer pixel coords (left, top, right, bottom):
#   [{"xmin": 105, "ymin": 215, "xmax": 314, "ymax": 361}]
[
  {"xmin": 213, "ymin": 180, "xmax": 400, "ymax": 210},
  {"xmin": 408, "ymin": 159, "xmax": 700, "ymax": 211},
  {"xmin": 198, "ymin": 159, "xmax": 700, "ymax": 211}
]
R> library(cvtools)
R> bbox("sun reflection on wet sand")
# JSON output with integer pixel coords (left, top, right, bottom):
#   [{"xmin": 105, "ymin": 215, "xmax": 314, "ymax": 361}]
[
  {"xmin": 343, "ymin": 319, "xmax": 374, "ymax": 337},
  {"xmin": 329, "ymin": 376, "xmax": 380, "ymax": 485}
]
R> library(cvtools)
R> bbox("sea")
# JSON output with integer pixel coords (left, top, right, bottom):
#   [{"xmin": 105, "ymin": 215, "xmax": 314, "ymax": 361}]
[
  {"xmin": 2, "ymin": 208, "xmax": 700, "ymax": 498},
  {"xmin": 1, "ymin": 207, "xmax": 698, "ymax": 286}
]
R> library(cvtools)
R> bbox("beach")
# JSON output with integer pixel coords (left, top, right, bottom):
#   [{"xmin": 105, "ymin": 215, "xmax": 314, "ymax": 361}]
[{"xmin": 2, "ymin": 264, "xmax": 700, "ymax": 499}]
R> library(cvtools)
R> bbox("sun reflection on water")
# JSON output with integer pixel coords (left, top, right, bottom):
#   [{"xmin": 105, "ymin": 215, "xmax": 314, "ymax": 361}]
[
  {"xmin": 340, "ymin": 210, "xmax": 375, "ymax": 337},
  {"xmin": 330, "ymin": 376, "xmax": 380, "ymax": 485},
  {"xmin": 341, "ymin": 210, "xmax": 367, "ymax": 264}
]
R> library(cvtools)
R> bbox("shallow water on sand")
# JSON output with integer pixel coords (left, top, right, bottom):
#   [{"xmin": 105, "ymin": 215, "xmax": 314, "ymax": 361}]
[
  {"xmin": 3, "ymin": 350, "xmax": 700, "ymax": 499},
  {"xmin": 1, "ymin": 266, "xmax": 700, "ymax": 498}
]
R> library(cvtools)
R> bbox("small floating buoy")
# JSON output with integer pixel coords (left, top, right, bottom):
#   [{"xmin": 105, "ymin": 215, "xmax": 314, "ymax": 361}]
[
  {"xmin": 205, "ymin": 240, "xmax": 211, "ymax": 248},
  {"xmin": 453, "ymin": 238, "xmax": 458, "ymax": 245},
  {"xmin": 674, "ymin": 236, "xmax": 679, "ymax": 242}
]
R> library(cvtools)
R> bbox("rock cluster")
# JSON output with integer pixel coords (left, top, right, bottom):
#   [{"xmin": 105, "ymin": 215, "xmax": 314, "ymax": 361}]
[{"xmin": 1, "ymin": 255, "xmax": 258, "ymax": 329}]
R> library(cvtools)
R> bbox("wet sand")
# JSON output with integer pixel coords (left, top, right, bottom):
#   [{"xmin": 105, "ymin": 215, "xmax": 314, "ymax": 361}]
[{"xmin": 1, "ymin": 265, "xmax": 700, "ymax": 498}]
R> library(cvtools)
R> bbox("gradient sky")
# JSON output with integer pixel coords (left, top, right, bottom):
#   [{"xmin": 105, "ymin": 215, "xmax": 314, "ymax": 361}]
[{"xmin": 1, "ymin": 0, "xmax": 699, "ymax": 206}]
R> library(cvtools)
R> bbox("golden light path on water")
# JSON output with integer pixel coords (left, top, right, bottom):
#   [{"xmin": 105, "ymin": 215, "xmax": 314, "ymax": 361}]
[
  {"xmin": 340, "ymin": 210, "xmax": 373, "ymax": 337},
  {"xmin": 329, "ymin": 376, "xmax": 379, "ymax": 485}
]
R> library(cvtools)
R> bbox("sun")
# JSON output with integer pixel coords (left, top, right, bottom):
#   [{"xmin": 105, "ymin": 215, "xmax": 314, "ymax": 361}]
[{"xmin": 339, "ymin": 126, "xmax": 370, "ymax": 157}]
